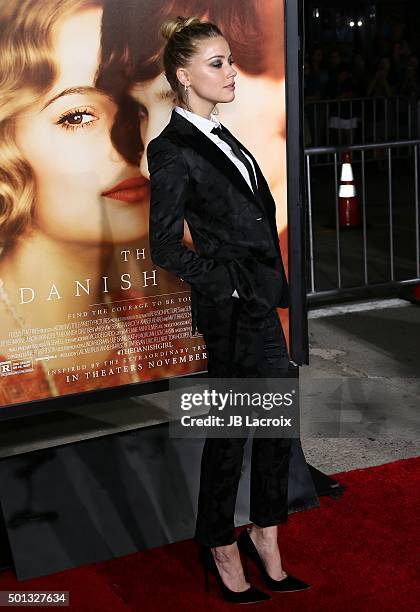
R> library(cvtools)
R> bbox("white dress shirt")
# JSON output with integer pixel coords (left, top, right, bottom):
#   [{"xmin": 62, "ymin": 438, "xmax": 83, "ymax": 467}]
[
  {"xmin": 174, "ymin": 106, "xmax": 258, "ymax": 193},
  {"xmin": 174, "ymin": 106, "xmax": 258, "ymax": 299}
]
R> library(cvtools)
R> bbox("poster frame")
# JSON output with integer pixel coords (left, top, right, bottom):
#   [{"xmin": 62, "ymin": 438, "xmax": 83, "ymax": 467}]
[
  {"xmin": 285, "ymin": 0, "xmax": 309, "ymax": 365},
  {"xmin": 0, "ymin": 0, "xmax": 308, "ymax": 422}
]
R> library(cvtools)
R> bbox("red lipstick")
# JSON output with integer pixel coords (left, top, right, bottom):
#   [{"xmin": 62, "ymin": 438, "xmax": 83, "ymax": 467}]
[{"xmin": 102, "ymin": 176, "xmax": 149, "ymax": 204}]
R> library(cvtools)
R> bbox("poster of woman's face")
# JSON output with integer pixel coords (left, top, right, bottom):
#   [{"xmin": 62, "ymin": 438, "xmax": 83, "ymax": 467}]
[{"xmin": 0, "ymin": 0, "xmax": 287, "ymax": 409}]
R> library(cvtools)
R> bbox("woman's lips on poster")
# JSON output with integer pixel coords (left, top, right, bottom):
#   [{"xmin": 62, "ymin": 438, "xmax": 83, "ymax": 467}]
[
  {"xmin": 224, "ymin": 82, "xmax": 235, "ymax": 89},
  {"xmin": 101, "ymin": 176, "xmax": 149, "ymax": 203}
]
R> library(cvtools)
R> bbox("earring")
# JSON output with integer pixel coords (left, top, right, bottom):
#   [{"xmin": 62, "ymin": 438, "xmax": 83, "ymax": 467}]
[
  {"xmin": 183, "ymin": 83, "xmax": 194, "ymax": 112},
  {"xmin": 211, "ymin": 105, "xmax": 219, "ymax": 116}
]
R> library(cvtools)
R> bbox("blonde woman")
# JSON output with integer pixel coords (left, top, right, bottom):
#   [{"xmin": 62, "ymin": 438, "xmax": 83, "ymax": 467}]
[{"xmin": 147, "ymin": 15, "xmax": 310, "ymax": 605}]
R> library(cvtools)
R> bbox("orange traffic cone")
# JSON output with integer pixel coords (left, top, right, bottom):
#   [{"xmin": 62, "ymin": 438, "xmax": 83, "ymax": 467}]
[
  {"xmin": 411, "ymin": 284, "xmax": 420, "ymax": 302},
  {"xmin": 338, "ymin": 151, "xmax": 361, "ymax": 228},
  {"xmin": 401, "ymin": 283, "xmax": 420, "ymax": 304}
]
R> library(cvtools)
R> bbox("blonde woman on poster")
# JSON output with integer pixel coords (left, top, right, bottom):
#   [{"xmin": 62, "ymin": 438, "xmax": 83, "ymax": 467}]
[{"xmin": 0, "ymin": 0, "xmax": 204, "ymax": 407}]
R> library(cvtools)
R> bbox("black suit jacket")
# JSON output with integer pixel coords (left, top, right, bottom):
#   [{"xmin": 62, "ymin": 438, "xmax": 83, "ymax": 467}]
[{"xmin": 147, "ymin": 108, "xmax": 289, "ymax": 335}]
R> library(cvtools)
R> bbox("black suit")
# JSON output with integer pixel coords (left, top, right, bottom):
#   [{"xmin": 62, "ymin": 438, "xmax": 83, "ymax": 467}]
[
  {"xmin": 147, "ymin": 108, "xmax": 292, "ymax": 546},
  {"xmin": 147, "ymin": 108, "xmax": 289, "ymax": 335}
]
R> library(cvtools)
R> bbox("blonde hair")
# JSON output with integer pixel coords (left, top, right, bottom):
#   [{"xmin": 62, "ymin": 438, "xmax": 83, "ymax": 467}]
[
  {"xmin": 159, "ymin": 15, "xmax": 224, "ymax": 107},
  {"xmin": 0, "ymin": 0, "xmax": 101, "ymax": 248},
  {"xmin": 160, "ymin": 15, "xmax": 202, "ymax": 41}
]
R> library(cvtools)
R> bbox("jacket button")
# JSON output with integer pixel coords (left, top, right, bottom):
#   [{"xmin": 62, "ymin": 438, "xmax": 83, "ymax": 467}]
[{"xmin": 256, "ymin": 217, "xmax": 262, "ymax": 221}]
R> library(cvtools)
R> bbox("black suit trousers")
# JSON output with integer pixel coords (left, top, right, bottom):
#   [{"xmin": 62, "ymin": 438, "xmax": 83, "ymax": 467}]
[{"xmin": 194, "ymin": 294, "xmax": 292, "ymax": 547}]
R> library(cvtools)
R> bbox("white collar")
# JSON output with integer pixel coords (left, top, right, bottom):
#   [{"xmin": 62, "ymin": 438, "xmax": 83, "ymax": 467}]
[{"xmin": 175, "ymin": 106, "xmax": 221, "ymax": 135}]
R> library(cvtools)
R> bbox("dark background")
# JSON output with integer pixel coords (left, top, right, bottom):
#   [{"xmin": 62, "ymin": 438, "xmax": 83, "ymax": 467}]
[{"xmin": 303, "ymin": 0, "xmax": 420, "ymax": 298}]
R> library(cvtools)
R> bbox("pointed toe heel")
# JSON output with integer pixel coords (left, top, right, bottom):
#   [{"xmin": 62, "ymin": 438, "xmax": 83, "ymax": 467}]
[
  {"xmin": 237, "ymin": 528, "xmax": 311, "ymax": 593},
  {"xmin": 198, "ymin": 544, "xmax": 271, "ymax": 603}
]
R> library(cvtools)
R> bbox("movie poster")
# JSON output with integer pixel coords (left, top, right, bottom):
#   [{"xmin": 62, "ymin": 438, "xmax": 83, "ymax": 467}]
[{"xmin": 0, "ymin": 0, "xmax": 288, "ymax": 408}]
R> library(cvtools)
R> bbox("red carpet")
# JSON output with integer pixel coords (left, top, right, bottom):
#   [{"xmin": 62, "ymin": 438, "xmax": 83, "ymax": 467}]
[{"xmin": 0, "ymin": 456, "xmax": 418, "ymax": 611}]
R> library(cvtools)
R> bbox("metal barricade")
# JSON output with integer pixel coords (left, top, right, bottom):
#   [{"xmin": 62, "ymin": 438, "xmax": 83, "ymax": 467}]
[
  {"xmin": 305, "ymin": 97, "xmax": 419, "ymax": 165},
  {"xmin": 304, "ymin": 140, "xmax": 420, "ymax": 302}
]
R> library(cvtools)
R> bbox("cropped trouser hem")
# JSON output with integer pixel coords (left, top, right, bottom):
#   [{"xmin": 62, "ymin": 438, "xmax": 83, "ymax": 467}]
[
  {"xmin": 194, "ymin": 511, "xmax": 289, "ymax": 548},
  {"xmin": 248, "ymin": 512, "xmax": 289, "ymax": 528},
  {"xmin": 194, "ymin": 525, "xmax": 237, "ymax": 548}
]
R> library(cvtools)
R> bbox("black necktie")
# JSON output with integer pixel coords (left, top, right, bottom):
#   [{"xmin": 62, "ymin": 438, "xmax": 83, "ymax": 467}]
[{"xmin": 211, "ymin": 125, "xmax": 259, "ymax": 196}]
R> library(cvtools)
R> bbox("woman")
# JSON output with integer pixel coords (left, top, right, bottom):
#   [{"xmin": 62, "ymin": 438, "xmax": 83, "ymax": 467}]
[
  {"xmin": 0, "ymin": 0, "xmax": 205, "ymax": 407},
  {"xmin": 147, "ymin": 16, "xmax": 310, "ymax": 604}
]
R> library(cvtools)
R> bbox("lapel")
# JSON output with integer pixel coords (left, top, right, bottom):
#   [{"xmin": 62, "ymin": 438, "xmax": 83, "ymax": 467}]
[{"xmin": 167, "ymin": 109, "xmax": 266, "ymax": 213}]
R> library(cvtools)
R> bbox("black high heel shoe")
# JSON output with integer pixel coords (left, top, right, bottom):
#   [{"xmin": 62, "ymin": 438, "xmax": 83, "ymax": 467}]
[
  {"xmin": 198, "ymin": 544, "xmax": 271, "ymax": 604},
  {"xmin": 237, "ymin": 528, "xmax": 311, "ymax": 593}
]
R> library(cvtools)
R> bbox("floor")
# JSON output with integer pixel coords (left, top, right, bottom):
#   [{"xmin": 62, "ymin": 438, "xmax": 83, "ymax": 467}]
[{"xmin": 301, "ymin": 298, "xmax": 419, "ymax": 474}]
